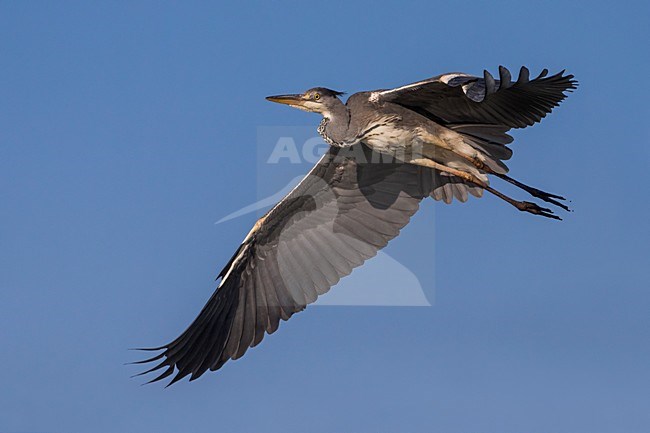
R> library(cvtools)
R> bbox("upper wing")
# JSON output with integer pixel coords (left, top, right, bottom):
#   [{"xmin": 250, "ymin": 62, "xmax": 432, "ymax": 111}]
[
  {"xmin": 135, "ymin": 143, "xmax": 436, "ymax": 386},
  {"xmin": 375, "ymin": 66, "xmax": 577, "ymax": 128}
]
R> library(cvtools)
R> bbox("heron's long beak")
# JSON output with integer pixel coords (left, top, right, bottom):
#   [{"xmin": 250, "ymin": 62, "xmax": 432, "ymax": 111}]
[{"xmin": 266, "ymin": 94, "xmax": 307, "ymax": 108}]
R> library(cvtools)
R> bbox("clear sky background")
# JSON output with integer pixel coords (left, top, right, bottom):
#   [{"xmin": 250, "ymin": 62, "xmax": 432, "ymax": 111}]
[{"xmin": 1, "ymin": 1, "xmax": 649, "ymax": 432}]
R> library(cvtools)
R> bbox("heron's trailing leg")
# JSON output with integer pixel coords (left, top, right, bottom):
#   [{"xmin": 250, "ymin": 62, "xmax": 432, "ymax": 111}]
[
  {"xmin": 408, "ymin": 158, "xmax": 561, "ymax": 220},
  {"xmin": 447, "ymin": 148, "xmax": 571, "ymax": 212}
]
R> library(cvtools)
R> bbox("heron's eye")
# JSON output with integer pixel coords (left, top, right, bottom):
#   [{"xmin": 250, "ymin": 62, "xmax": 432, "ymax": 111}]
[{"xmin": 313, "ymin": 93, "xmax": 321, "ymax": 101}]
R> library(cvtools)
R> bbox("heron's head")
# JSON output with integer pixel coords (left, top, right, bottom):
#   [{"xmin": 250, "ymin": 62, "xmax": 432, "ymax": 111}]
[{"xmin": 266, "ymin": 87, "xmax": 344, "ymax": 116}]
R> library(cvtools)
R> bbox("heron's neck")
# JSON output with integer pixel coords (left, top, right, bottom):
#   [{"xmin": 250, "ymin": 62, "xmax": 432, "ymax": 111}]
[{"xmin": 318, "ymin": 103, "xmax": 350, "ymax": 147}]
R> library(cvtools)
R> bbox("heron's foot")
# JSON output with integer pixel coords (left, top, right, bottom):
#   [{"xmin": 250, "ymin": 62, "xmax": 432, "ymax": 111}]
[
  {"xmin": 494, "ymin": 173, "xmax": 570, "ymax": 212},
  {"xmin": 524, "ymin": 187, "xmax": 570, "ymax": 211},
  {"xmin": 516, "ymin": 201, "xmax": 561, "ymax": 220}
]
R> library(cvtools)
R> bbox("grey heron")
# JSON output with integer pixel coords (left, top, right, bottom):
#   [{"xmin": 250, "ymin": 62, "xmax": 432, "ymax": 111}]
[{"xmin": 134, "ymin": 66, "xmax": 577, "ymax": 385}]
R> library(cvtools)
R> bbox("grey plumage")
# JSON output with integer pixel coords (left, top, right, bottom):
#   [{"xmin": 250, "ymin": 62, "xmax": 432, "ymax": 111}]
[{"xmin": 135, "ymin": 66, "xmax": 577, "ymax": 385}]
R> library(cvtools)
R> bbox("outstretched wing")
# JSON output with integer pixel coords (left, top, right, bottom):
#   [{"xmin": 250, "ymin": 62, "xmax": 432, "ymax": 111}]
[
  {"xmin": 375, "ymin": 66, "xmax": 577, "ymax": 128},
  {"xmin": 135, "ymin": 143, "xmax": 436, "ymax": 386}
]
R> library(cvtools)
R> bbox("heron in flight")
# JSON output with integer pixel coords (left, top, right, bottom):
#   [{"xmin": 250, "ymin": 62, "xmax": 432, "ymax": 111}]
[{"xmin": 134, "ymin": 66, "xmax": 577, "ymax": 385}]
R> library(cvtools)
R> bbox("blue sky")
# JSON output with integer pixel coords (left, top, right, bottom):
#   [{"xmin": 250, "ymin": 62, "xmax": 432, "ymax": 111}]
[{"xmin": 1, "ymin": 1, "xmax": 649, "ymax": 432}]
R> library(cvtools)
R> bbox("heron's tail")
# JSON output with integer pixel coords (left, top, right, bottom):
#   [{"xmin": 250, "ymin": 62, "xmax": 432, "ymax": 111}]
[{"xmin": 449, "ymin": 124, "xmax": 514, "ymax": 174}]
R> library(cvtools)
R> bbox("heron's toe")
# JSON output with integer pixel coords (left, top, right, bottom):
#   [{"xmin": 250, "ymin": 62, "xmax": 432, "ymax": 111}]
[{"xmin": 517, "ymin": 201, "xmax": 561, "ymax": 220}]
